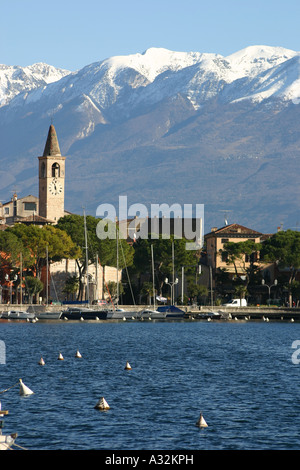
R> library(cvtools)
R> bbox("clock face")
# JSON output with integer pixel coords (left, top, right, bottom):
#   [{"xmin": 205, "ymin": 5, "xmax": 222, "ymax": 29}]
[{"xmin": 49, "ymin": 178, "xmax": 62, "ymax": 195}]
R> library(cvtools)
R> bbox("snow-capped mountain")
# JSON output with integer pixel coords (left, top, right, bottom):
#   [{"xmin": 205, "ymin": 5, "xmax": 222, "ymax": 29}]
[
  {"xmin": 0, "ymin": 63, "xmax": 70, "ymax": 107},
  {"xmin": 0, "ymin": 45, "xmax": 299, "ymax": 232},
  {"xmin": 2, "ymin": 45, "xmax": 299, "ymax": 118}
]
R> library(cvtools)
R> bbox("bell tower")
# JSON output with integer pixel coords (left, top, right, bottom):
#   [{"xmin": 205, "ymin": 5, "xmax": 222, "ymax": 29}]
[{"xmin": 38, "ymin": 125, "xmax": 66, "ymax": 223}]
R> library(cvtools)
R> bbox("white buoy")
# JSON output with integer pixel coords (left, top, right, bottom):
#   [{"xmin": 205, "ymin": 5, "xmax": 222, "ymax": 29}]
[
  {"xmin": 38, "ymin": 357, "xmax": 45, "ymax": 366},
  {"xmin": 124, "ymin": 361, "xmax": 132, "ymax": 370},
  {"xmin": 196, "ymin": 413, "xmax": 208, "ymax": 428},
  {"xmin": 58, "ymin": 352, "xmax": 64, "ymax": 360},
  {"xmin": 94, "ymin": 397, "xmax": 110, "ymax": 410},
  {"xmin": 75, "ymin": 350, "xmax": 82, "ymax": 358},
  {"xmin": 19, "ymin": 379, "xmax": 34, "ymax": 396},
  {"xmin": 291, "ymin": 318, "xmax": 295, "ymax": 322},
  {"xmin": 95, "ymin": 317, "xmax": 99, "ymax": 321}
]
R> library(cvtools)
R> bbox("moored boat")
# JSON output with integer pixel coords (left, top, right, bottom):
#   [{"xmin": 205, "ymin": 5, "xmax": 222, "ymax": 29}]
[
  {"xmin": 35, "ymin": 311, "xmax": 62, "ymax": 320},
  {"xmin": 61, "ymin": 307, "xmax": 108, "ymax": 320},
  {"xmin": 1, "ymin": 310, "xmax": 36, "ymax": 321}
]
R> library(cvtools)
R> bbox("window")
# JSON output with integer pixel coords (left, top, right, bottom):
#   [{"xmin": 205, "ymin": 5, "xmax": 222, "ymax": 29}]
[
  {"xmin": 41, "ymin": 162, "xmax": 46, "ymax": 178},
  {"xmin": 52, "ymin": 163, "xmax": 60, "ymax": 177},
  {"xmin": 24, "ymin": 202, "xmax": 37, "ymax": 211},
  {"xmin": 5, "ymin": 207, "xmax": 9, "ymax": 215},
  {"xmin": 221, "ymin": 251, "xmax": 228, "ymax": 262}
]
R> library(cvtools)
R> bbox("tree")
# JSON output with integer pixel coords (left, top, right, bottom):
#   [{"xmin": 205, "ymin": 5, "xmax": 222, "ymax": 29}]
[
  {"xmin": 132, "ymin": 235, "xmax": 199, "ymax": 298},
  {"xmin": 62, "ymin": 275, "xmax": 79, "ymax": 301},
  {"xmin": 8, "ymin": 224, "xmax": 80, "ymax": 279},
  {"xmin": 261, "ymin": 230, "xmax": 300, "ymax": 306},
  {"xmin": 25, "ymin": 276, "xmax": 44, "ymax": 304},
  {"xmin": 57, "ymin": 214, "xmax": 134, "ymax": 300},
  {"xmin": 220, "ymin": 239, "xmax": 262, "ymax": 288}
]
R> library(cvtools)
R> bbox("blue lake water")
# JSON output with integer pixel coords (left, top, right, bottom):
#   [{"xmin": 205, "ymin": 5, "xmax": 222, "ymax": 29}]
[{"xmin": 0, "ymin": 319, "xmax": 300, "ymax": 450}]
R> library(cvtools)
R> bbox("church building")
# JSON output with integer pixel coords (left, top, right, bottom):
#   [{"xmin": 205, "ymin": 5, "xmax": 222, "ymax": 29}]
[{"xmin": 38, "ymin": 124, "xmax": 66, "ymax": 223}]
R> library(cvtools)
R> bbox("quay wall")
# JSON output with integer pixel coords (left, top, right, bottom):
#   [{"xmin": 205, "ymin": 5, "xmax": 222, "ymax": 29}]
[{"xmin": 1, "ymin": 304, "xmax": 300, "ymax": 321}]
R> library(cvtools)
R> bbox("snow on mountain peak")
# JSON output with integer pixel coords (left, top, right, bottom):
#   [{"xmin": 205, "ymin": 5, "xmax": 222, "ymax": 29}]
[
  {"xmin": 1, "ymin": 45, "xmax": 300, "ymax": 118},
  {"xmin": 101, "ymin": 47, "xmax": 212, "ymax": 82},
  {"xmin": 225, "ymin": 45, "xmax": 298, "ymax": 77},
  {"xmin": 0, "ymin": 62, "xmax": 70, "ymax": 107}
]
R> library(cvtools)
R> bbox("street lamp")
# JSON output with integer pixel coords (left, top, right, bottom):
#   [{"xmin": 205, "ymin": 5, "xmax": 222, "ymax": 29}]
[
  {"xmin": 5, "ymin": 274, "xmax": 18, "ymax": 305},
  {"xmin": 262, "ymin": 279, "xmax": 278, "ymax": 305},
  {"xmin": 165, "ymin": 277, "xmax": 178, "ymax": 305}
]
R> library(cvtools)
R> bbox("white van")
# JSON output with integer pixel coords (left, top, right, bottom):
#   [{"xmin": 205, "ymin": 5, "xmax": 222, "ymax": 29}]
[{"xmin": 222, "ymin": 299, "xmax": 247, "ymax": 307}]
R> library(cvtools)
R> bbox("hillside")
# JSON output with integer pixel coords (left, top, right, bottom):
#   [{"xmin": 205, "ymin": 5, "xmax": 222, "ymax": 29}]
[{"xmin": 0, "ymin": 46, "xmax": 299, "ymax": 233}]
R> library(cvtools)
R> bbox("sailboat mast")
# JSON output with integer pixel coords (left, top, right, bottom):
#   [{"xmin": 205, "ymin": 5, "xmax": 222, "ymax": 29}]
[
  {"xmin": 84, "ymin": 208, "xmax": 89, "ymax": 305},
  {"xmin": 116, "ymin": 220, "xmax": 119, "ymax": 307},
  {"xmin": 151, "ymin": 244, "xmax": 155, "ymax": 310}
]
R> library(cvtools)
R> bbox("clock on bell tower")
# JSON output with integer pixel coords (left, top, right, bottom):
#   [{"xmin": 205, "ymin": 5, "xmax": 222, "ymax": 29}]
[{"xmin": 38, "ymin": 125, "xmax": 66, "ymax": 223}]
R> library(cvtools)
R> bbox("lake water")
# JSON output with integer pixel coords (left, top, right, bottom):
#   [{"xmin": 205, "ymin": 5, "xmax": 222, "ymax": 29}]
[{"xmin": 0, "ymin": 319, "xmax": 300, "ymax": 451}]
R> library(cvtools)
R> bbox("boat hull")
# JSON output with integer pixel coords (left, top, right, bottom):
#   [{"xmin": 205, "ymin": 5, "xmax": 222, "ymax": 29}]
[
  {"xmin": 61, "ymin": 308, "xmax": 108, "ymax": 320},
  {"xmin": 1, "ymin": 310, "xmax": 35, "ymax": 320}
]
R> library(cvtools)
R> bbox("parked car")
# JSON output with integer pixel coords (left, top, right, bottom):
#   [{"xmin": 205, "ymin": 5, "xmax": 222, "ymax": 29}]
[{"xmin": 222, "ymin": 299, "xmax": 247, "ymax": 307}]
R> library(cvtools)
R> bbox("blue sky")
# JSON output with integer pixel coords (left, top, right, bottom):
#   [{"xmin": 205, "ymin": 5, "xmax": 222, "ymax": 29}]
[{"xmin": 1, "ymin": 0, "xmax": 300, "ymax": 70}]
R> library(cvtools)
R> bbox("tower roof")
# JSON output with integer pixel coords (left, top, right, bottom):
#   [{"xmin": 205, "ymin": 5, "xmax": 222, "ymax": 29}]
[{"xmin": 43, "ymin": 125, "xmax": 61, "ymax": 156}]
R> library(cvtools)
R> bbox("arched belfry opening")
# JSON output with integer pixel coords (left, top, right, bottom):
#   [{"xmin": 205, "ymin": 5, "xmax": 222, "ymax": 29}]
[{"xmin": 52, "ymin": 162, "xmax": 60, "ymax": 178}]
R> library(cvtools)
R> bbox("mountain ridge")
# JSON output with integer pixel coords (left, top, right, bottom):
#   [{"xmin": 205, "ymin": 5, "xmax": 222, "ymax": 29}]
[{"xmin": 0, "ymin": 46, "xmax": 299, "ymax": 233}]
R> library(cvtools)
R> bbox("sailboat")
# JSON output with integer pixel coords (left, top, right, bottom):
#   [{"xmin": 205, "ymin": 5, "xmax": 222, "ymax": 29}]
[
  {"xmin": 106, "ymin": 224, "xmax": 137, "ymax": 320},
  {"xmin": 61, "ymin": 210, "xmax": 108, "ymax": 320},
  {"xmin": 139, "ymin": 245, "xmax": 167, "ymax": 320}
]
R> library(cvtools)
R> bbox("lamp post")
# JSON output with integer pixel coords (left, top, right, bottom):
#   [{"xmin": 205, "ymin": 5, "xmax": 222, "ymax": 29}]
[
  {"xmin": 5, "ymin": 274, "xmax": 18, "ymax": 305},
  {"xmin": 262, "ymin": 279, "xmax": 278, "ymax": 305},
  {"xmin": 165, "ymin": 277, "xmax": 178, "ymax": 305}
]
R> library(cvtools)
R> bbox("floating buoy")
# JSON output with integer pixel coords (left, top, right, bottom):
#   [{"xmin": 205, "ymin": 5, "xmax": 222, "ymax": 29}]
[
  {"xmin": 196, "ymin": 413, "xmax": 208, "ymax": 428},
  {"xmin": 19, "ymin": 379, "xmax": 34, "ymax": 396},
  {"xmin": 123, "ymin": 316, "xmax": 126, "ymax": 321},
  {"xmin": 75, "ymin": 350, "xmax": 82, "ymax": 358},
  {"xmin": 291, "ymin": 318, "xmax": 294, "ymax": 322},
  {"xmin": 124, "ymin": 361, "xmax": 132, "ymax": 370},
  {"xmin": 80, "ymin": 317, "xmax": 84, "ymax": 321},
  {"xmin": 58, "ymin": 352, "xmax": 64, "ymax": 360},
  {"xmin": 38, "ymin": 357, "xmax": 45, "ymax": 366},
  {"xmin": 94, "ymin": 397, "xmax": 110, "ymax": 410},
  {"xmin": 95, "ymin": 317, "xmax": 99, "ymax": 321}
]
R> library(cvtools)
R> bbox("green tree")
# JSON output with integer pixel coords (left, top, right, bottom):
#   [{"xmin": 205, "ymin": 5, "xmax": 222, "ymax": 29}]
[
  {"xmin": 261, "ymin": 230, "xmax": 300, "ymax": 306},
  {"xmin": 25, "ymin": 276, "xmax": 44, "ymax": 304},
  {"xmin": 57, "ymin": 214, "xmax": 134, "ymax": 300},
  {"xmin": 62, "ymin": 275, "xmax": 80, "ymax": 300},
  {"xmin": 221, "ymin": 239, "xmax": 262, "ymax": 288},
  {"xmin": 132, "ymin": 236, "xmax": 198, "ymax": 297},
  {"xmin": 8, "ymin": 224, "xmax": 80, "ymax": 279}
]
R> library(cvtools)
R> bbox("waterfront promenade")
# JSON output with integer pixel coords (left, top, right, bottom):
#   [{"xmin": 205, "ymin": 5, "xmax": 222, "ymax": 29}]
[{"xmin": 0, "ymin": 303, "xmax": 299, "ymax": 321}]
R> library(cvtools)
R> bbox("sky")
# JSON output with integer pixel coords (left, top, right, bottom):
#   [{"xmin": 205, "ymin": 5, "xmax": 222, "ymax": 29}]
[{"xmin": 1, "ymin": 0, "xmax": 300, "ymax": 71}]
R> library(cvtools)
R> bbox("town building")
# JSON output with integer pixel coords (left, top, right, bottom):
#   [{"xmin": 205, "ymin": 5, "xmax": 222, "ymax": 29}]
[{"xmin": 0, "ymin": 124, "xmax": 119, "ymax": 304}]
